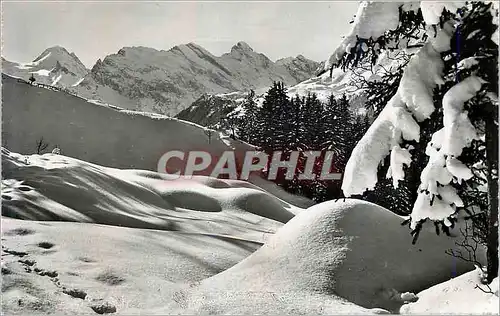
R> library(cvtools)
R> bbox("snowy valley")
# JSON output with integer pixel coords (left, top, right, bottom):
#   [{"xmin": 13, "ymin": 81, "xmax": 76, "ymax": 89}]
[{"xmin": 2, "ymin": 1, "xmax": 500, "ymax": 315}]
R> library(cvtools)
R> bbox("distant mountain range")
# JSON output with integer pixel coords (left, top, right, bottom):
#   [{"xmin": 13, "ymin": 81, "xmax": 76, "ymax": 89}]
[{"xmin": 2, "ymin": 42, "xmax": 320, "ymax": 116}]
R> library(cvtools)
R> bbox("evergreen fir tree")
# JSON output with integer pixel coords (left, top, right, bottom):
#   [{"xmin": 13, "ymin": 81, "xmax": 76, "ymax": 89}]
[
  {"xmin": 255, "ymin": 83, "xmax": 277, "ymax": 151},
  {"xmin": 290, "ymin": 94, "xmax": 305, "ymax": 151},
  {"xmin": 321, "ymin": 94, "xmax": 339, "ymax": 149},
  {"xmin": 301, "ymin": 93, "xmax": 323, "ymax": 150},
  {"xmin": 328, "ymin": 94, "xmax": 353, "ymax": 169},
  {"xmin": 275, "ymin": 89, "xmax": 294, "ymax": 152},
  {"xmin": 238, "ymin": 90, "xmax": 257, "ymax": 142},
  {"xmin": 443, "ymin": 1, "xmax": 498, "ymax": 282},
  {"xmin": 256, "ymin": 82, "xmax": 289, "ymax": 153}
]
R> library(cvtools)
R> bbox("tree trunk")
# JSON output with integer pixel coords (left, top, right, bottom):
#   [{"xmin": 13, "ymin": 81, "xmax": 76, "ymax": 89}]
[{"xmin": 485, "ymin": 114, "xmax": 498, "ymax": 283}]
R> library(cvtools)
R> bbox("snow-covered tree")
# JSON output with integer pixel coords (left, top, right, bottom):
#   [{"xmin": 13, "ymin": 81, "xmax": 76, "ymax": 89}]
[
  {"xmin": 301, "ymin": 93, "xmax": 324, "ymax": 150},
  {"xmin": 322, "ymin": 94, "xmax": 352, "ymax": 162},
  {"xmin": 290, "ymin": 94, "xmax": 305, "ymax": 150},
  {"xmin": 221, "ymin": 110, "xmax": 239, "ymax": 140},
  {"xmin": 338, "ymin": 2, "xmax": 498, "ymax": 282},
  {"xmin": 431, "ymin": 1, "xmax": 499, "ymax": 282},
  {"xmin": 348, "ymin": 51, "xmax": 411, "ymax": 117},
  {"xmin": 237, "ymin": 90, "xmax": 258, "ymax": 142},
  {"xmin": 255, "ymin": 82, "xmax": 289, "ymax": 152}
]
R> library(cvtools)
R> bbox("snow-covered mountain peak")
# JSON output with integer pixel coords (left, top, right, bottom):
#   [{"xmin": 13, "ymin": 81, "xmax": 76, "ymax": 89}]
[
  {"xmin": 226, "ymin": 41, "xmax": 260, "ymax": 60},
  {"xmin": 232, "ymin": 41, "xmax": 254, "ymax": 52},
  {"xmin": 36, "ymin": 45, "xmax": 69, "ymax": 57},
  {"xmin": 33, "ymin": 46, "xmax": 87, "ymax": 70},
  {"xmin": 2, "ymin": 45, "xmax": 88, "ymax": 88},
  {"xmin": 32, "ymin": 45, "xmax": 68, "ymax": 63}
]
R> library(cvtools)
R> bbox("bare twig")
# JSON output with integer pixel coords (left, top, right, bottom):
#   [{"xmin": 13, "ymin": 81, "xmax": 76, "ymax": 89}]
[
  {"xmin": 475, "ymin": 283, "xmax": 495, "ymax": 294},
  {"xmin": 204, "ymin": 128, "xmax": 214, "ymax": 144},
  {"xmin": 445, "ymin": 220, "xmax": 484, "ymax": 268},
  {"xmin": 36, "ymin": 137, "xmax": 49, "ymax": 154}
]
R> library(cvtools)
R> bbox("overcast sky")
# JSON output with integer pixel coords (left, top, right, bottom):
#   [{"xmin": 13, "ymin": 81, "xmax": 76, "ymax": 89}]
[{"xmin": 2, "ymin": 1, "xmax": 359, "ymax": 68}]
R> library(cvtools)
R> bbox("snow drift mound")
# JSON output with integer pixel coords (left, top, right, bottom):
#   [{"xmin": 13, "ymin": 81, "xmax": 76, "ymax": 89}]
[
  {"xmin": 181, "ymin": 199, "xmax": 481, "ymax": 313},
  {"xmin": 400, "ymin": 270, "xmax": 499, "ymax": 315},
  {"xmin": 2, "ymin": 148, "xmax": 299, "ymax": 241}
]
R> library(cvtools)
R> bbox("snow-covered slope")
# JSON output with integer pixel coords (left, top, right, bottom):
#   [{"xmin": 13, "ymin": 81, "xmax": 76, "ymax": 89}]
[
  {"xmin": 2, "ymin": 46, "xmax": 88, "ymax": 88},
  {"xmin": 1, "ymin": 77, "xmax": 484, "ymax": 311},
  {"xmin": 400, "ymin": 270, "xmax": 499, "ymax": 314},
  {"xmin": 1, "ymin": 73, "xmax": 313, "ymax": 209},
  {"xmin": 2, "ymin": 183, "xmax": 481, "ymax": 314},
  {"xmin": 288, "ymin": 68, "xmax": 359, "ymax": 102},
  {"xmin": 2, "ymin": 148, "xmax": 298, "ymax": 239},
  {"xmin": 2, "ymin": 216, "xmax": 262, "ymax": 315},
  {"xmin": 73, "ymin": 42, "xmax": 319, "ymax": 116}
]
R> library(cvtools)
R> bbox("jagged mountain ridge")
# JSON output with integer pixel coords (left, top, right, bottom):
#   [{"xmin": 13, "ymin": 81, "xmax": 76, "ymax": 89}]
[
  {"xmin": 2, "ymin": 42, "xmax": 319, "ymax": 116},
  {"xmin": 2, "ymin": 46, "xmax": 88, "ymax": 87},
  {"xmin": 74, "ymin": 41, "xmax": 319, "ymax": 116}
]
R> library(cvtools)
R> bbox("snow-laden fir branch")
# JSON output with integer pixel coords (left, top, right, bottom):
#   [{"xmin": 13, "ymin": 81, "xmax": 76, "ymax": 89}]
[
  {"xmin": 410, "ymin": 75, "xmax": 484, "ymax": 228},
  {"xmin": 342, "ymin": 21, "xmax": 455, "ymax": 196}
]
